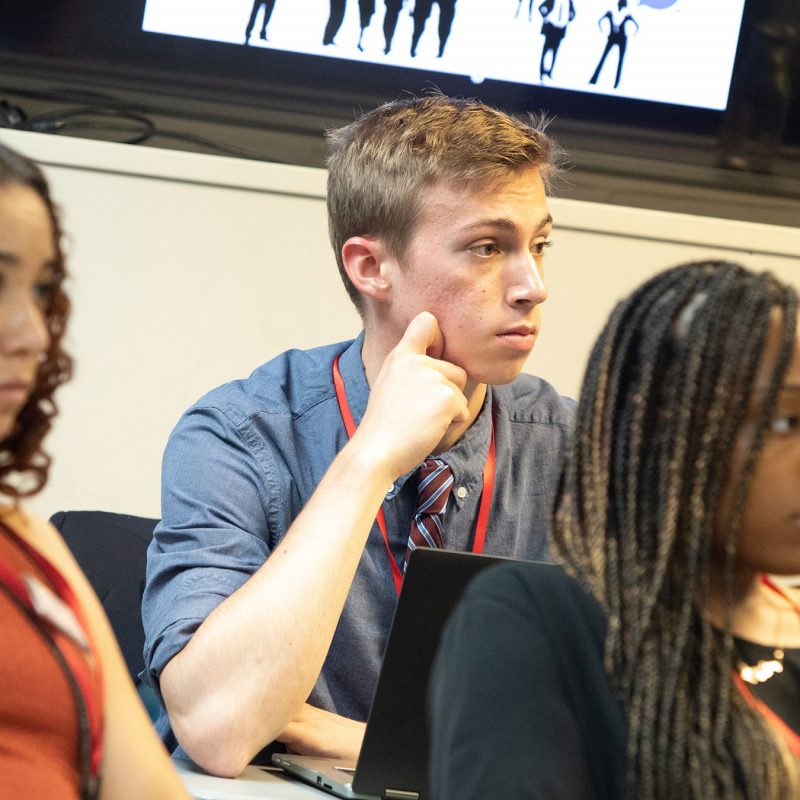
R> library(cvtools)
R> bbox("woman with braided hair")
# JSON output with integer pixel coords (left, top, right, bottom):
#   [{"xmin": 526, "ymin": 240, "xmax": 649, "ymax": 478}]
[{"xmin": 428, "ymin": 261, "xmax": 800, "ymax": 799}]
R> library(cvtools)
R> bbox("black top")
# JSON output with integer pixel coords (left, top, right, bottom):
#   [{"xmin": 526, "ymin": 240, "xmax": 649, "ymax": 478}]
[
  {"xmin": 734, "ymin": 637, "xmax": 800, "ymax": 735},
  {"xmin": 427, "ymin": 561, "xmax": 627, "ymax": 800},
  {"xmin": 427, "ymin": 562, "xmax": 800, "ymax": 799}
]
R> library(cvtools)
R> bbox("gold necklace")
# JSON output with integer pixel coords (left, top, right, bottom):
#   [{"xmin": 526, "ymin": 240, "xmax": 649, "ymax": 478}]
[
  {"xmin": 738, "ymin": 649, "xmax": 785, "ymax": 685},
  {"xmin": 737, "ymin": 575, "xmax": 800, "ymax": 686}
]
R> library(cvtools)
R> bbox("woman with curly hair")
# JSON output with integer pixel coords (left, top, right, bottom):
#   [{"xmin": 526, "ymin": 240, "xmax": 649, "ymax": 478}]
[
  {"xmin": 428, "ymin": 261, "xmax": 800, "ymax": 798},
  {"xmin": 0, "ymin": 142, "xmax": 188, "ymax": 799}
]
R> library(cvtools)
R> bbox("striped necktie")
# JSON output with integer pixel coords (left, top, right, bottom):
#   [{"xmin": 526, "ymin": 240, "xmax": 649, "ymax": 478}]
[{"xmin": 404, "ymin": 458, "xmax": 454, "ymax": 572}]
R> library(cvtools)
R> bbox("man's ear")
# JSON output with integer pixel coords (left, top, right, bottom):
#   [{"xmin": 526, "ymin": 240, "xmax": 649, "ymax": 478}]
[{"xmin": 341, "ymin": 236, "xmax": 392, "ymax": 302}]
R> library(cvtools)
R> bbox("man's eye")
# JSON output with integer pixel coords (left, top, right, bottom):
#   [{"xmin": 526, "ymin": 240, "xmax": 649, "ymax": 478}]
[
  {"xmin": 471, "ymin": 243, "xmax": 499, "ymax": 257},
  {"xmin": 531, "ymin": 240, "xmax": 553, "ymax": 257},
  {"xmin": 771, "ymin": 414, "xmax": 800, "ymax": 435}
]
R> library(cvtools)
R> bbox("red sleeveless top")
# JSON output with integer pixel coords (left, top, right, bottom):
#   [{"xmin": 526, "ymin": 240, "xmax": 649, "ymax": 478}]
[{"xmin": 0, "ymin": 521, "xmax": 103, "ymax": 800}]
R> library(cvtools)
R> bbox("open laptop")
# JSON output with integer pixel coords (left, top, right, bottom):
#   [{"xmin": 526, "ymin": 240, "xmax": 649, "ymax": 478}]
[
  {"xmin": 272, "ymin": 548, "xmax": 507, "ymax": 800},
  {"xmin": 272, "ymin": 548, "xmax": 506, "ymax": 799}
]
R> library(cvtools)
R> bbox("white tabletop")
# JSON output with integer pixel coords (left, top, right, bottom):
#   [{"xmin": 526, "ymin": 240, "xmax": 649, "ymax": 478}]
[{"xmin": 175, "ymin": 759, "xmax": 327, "ymax": 800}]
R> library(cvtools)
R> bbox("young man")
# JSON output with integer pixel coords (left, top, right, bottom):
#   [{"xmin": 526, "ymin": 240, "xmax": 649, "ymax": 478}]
[{"xmin": 141, "ymin": 94, "xmax": 574, "ymax": 777}]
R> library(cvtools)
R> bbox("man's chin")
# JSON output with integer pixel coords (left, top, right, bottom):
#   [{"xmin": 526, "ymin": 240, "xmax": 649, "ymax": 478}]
[{"xmin": 467, "ymin": 360, "xmax": 530, "ymax": 387}]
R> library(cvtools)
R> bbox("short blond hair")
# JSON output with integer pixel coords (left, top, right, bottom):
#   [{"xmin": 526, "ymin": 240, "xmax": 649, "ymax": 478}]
[{"xmin": 326, "ymin": 94, "xmax": 558, "ymax": 311}]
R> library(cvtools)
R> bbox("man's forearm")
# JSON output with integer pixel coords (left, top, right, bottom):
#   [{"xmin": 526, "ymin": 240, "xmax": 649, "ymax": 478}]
[
  {"xmin": 159, "ymin": 435, "xmax": 394, "ymax": 775},
  {"xmin": 159, "ymin": 313, "xmax": 470, "ymax": 775}
]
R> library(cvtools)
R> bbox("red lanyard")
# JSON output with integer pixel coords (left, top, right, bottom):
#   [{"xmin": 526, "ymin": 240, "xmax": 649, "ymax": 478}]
[
  {"xmin": 732, "ymin": 574, "xmax": 800, "ymax": 758},
  {"xmin": 0, "ymin": 520, "xmax": 104, "ymax": 784},
  {"xmin": 333, "ymin": 355, "xmax": 495, "ymax": 595}
]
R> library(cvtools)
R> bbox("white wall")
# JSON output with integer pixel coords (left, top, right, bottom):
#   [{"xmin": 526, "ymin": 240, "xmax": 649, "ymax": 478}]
[{"xmin": 1, "ymin": 129, "xmax": 798, "ymax": 521}]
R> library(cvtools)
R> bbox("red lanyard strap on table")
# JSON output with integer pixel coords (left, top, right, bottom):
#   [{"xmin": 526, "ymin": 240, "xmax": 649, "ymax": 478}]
[
  {"xmin": 0, "ymin": 520, "xmax": 104, "ymax": 794},
  {"xmin": 732, "ymin": 574, "xmax": 800, "ymax": 759},
  {"xmin": 333, "ymin": 355, "xmax": 495, "ymax": 595}
]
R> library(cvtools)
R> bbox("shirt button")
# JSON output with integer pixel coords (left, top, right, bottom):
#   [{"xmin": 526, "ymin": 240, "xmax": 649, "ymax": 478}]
[
  {"xmin": 385, "ymin": 483, "xmax": 394, "ymax": 499},
  {"xmin": 456, "ymin": 486, "xmax": 468, "ymax": 499}
]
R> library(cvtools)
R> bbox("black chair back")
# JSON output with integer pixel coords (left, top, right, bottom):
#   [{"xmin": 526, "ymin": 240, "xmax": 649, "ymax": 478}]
[{"xmin": 49, "ymin": 510, "xmax": 159, "ymax": 684}]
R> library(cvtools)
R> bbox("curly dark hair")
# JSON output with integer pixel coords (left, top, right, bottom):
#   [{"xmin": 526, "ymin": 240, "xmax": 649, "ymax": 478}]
[
  {"xmin": 553, "ymin": 261, "xmax": 798, "ymax": 798},
  {"xmin": 0, "ymin": 142, "xmax": 72, "ymax": 497}
]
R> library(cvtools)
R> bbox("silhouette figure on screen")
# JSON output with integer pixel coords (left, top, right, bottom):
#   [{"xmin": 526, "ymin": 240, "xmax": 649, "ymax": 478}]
[
  {"xmin": 244, "ymin": 0, "xmax": 277, "ymax": 44},
  {"xmin": 358, "ymin": 0, "xmax": 376, "ymax": 50},
  {"xmin": 410, "ymin": 0, "xmax": 457, "ymax": 58},
  {"xmin": 590, "ymin": 0, "xmax": 638, "ymax": 89},
  {"xmin": 323, "ymin": 0, "xmax": 346, "ymax": 45},
  {"xmin": 383, "ymin": 0, "xmax": 405, "ymax": 53},
  {"xmin": 516, "ymin": 0, "xmax": 535, "ymax": 21},
  {"xmin": 538, "ymin": 0, "xmax": 576, "ymax": 81}
]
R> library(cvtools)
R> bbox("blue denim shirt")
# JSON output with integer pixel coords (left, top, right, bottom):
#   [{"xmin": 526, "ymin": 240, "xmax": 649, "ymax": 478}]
[{"xmin": 141, "ymin": 333, "xmax": 574, "ymax": 749}]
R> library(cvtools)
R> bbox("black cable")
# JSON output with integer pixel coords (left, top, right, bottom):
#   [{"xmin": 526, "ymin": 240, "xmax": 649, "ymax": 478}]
[
  {"xmin": 38, "ymin": 120, "xmax": 155, "ymax": 145},
  {"xmin": 130, "ymin": 126, "xmax": 288, "ymax": 161},
  {"xmin": 30, "ymin": 105, "xmax": 155, "ymax": 131},
  {"xmin": 0, "ymin": 99, "xmax": 29, "ymax": 128},
  {"xmin": 28, "ymin": 106, "xmax": 156, "ymax": 145},
  {"xmin": 0, "ymin": 96, "xmax": 287, "ymax": 162}
]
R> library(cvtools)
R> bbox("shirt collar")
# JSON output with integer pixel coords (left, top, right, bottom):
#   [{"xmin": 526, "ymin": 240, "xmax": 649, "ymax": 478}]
[
  {"xmin": 337, "ymin": 331, "xmax": 371, "ymax": 427},
  {"xmin": 436, "ymin": 387, "xmax": 493, "ymax": 509},
  {"xmin": 384, "ymin": 387, "xmax": 494, "ymax": 507}
]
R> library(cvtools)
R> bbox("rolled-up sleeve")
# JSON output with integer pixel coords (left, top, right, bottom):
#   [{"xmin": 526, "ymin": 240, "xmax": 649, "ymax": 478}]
[{"xmin": 141, "ymin": 402, "xmax": 274, "ymax": 694}]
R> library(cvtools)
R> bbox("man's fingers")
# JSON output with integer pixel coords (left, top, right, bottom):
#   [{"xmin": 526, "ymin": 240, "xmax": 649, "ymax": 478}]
[
  {"xmin": 450, "ymin": 397, "xmax": 471, "ymax": 424},
  {"xmin": 424, "ymin": 317, "xmax": 445, "ymax": 361},
  {"xmin": 396, "ymin": 311, "xmax": 444, "ymax": 359},
  {"xmin": 391, "ymin": 312, "xmax": 466, "ymax": 390},
  {"xmin": 437, "ymin": 360, "xmax": 468, "ymax": 392}
]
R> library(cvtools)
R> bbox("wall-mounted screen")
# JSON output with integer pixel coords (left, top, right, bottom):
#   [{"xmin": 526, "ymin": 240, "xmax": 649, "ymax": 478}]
[
  {"xmin": 142, "ymin": 0, "xmax": 747, "ymax": 111},
  {"xmin": 2, "ymin": 0, "xmax": 771, "ymax": 153}
]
